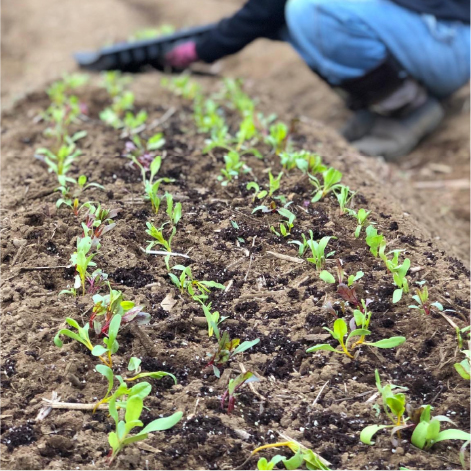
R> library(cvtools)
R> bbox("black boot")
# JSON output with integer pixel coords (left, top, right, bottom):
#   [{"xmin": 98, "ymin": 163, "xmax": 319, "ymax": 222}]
[{"xmin": 336, "ymin": 57, "xmax": 444, "ymax": 159}]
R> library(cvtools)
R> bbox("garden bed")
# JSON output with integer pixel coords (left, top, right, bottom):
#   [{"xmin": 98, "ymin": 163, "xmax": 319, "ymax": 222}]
[{"xmin": 1, "ymin": 76, "xmax": 470, "ymax": 470}]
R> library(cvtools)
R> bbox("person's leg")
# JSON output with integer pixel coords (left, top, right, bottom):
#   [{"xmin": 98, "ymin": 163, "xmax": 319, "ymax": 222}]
[{"xmin": 283, "ymin": 0, "xmax": 470, "ymax": 158}]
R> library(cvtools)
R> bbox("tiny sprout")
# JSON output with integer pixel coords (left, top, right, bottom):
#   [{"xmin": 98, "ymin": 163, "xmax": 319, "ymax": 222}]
[
  {"xmin": 409, "ymin": 281, "xmax": 443, "ymax": 315},
  {"xmin": 218, "ymin": 150, "xmax": 251, "ymax": 186},
  {"xmin": 382, "ymin": 249, "xmax": 410, "ymax": 303},
  {"xmin": 334, "ymin": 185, "xmax": 355, "ymax": 215},
  {"xmin": 306, "ymin": 236, "xmax": 336, "ymax": 271},
  {"xmin": 165, "ymin": 192, "xmax": 182, "ymax": 226},
  {"xmin": 288, "ymin": 230, "xmax": 314, "ymax": 256},
  {"xmin": 454, "ymin": 350, "xmax": 470, "ymax": 380},
  {"xmin": 347, "ymin": 208, "xmax": 371, "ymax": 238},
  {"xmin": 201, "ymin": 302, "xmax": 227, "ymax": 337},
  {"xmin": 221, "ymin": 371, "xmax": 259, "ymax": 413},
  {"xmin": 268, "ymin": 170, "xmax": 283, "ymax": 197},
  {"xmin": 365, "ymin": 225, "xmax": 386, "ymax": 258},
  {"xmin": 246, "ymin": 181, "xmax": 267, "ymax": 202},
  {"xmin": 270, "ymin": 207, "xmax": 296, "ymax": 238},
  {"xmin": 145, "ymin": 221, "xmax": 175, "ymax": 252},
  {"xmin": 69, "ymin": 236, "xmax": 97, "ymax": 295},
  {"xmin": 36, "ymin": 144, "xmax": 82, "ymax": 177}
]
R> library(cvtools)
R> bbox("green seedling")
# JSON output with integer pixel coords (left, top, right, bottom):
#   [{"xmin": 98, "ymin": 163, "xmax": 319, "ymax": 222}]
[
  {"xmin": 236, "ymin": 113, "xmax": 258, "ymax": 149},
  {"xmin": 454, "ymin": 350, "xmax": 471, "ymax": 380},
  {"xmin": 251, "ymin": 438, "xmax": 330, "ymax": 471},
  {"xmin": 362, "ymin": 373, "xmax": 471, "ymax": 467},
  {"xmin": 99, "ymin": 92, "xmax": 136, "ymax": 129},
  {"xmin": 365, "ymin": 225, "xmax": 386, "ymax": 258},
  {"xmin": 55, "ymin": 174, "xmax": 104, "ymax": 213},
  {"xmin": 145, "ymin": 221, "xmax": 176, "ymax": 252},
  {"xmin": 202, "ymin": 126, "xmax": 232, "ymax": 154},
  {"xmin": 65, "ymin": 236, "xmax": 97, "ymax": 295},
  {"xmin": 270, "ymin": 207, "xmax": 296, "ymax": 238},
  {"xmin": 246, "ymin": 181, "xmax": 268, "ymax": 202},
  {"xmin": 381, "ymin": 249, "xmax": 410, "ymax": 303},
  {"xmin": 54, "ymin": 317, "xmax": 114, "ymax": 367},
  {"xmin": 221, "ymin": 371, "xmax": 259, "ymax": 413},
  {"xmin": 347, "ymin": 208, "xmax": 371, "ymax": 238},
  {"xmin": 334, "ymin": 185, "xmax": 355, "ymax": 215},
  {"xmin": 206, "ymin": 330, "xmax": 260, "ymax": 378},
  {"xmin": 122, "ymin": 110, "xmax": 148, "ymax": 135},
  {"xmin": 294, "ymin": 151, "xmax": 327, "ymax": 175},
  {"xmin": 106, "ymin": 380, "xmax": 182, "ymax": 463},
  {"xmin": 36, "ymin": 144, "xmax": 82, "ymax": 178},
  {"xmin": 165, "ymin": 192, "xmax": 182, "ymax": 226},
  {"xmin": 201, "ymin": 302, "xmax": 227, "ymax": 337},
  {"xmin": 307, "ymin": 318, "xmax": 405, "ymax": 359},
  {"xmin": 456, "ymin": 326, "xmax": 471, "ymax": 350},
  {"xmin": 306, "ymin": 236, "xmax": 335, "ymax": 271},
  {"xmin": 43, "ymin": 99, "xmax": 86, "ymax": 146},
  {"xmin": 169, "ymin": 265, "xmax": 225, "ymax": 303},
  {"xmin": 161, "ymin": 74, "xmax": 202, "ymax": 100},
  {"xmin": 81, "ymin": 203, "xmax": 118, "ymax": 247},
  {"xmin": 90, "ymin": 284, "xmax": 150, "ymax": 336},
  {"xmin": 47, "ymin": 74, "xmax": 89, "ymax": 105},
  {"xmin": 101, "ymin": 71, "xmax": 132, "ymax": 98},
  {"xmin": 124, "ymin": 133, "xmax": 165, "ymax": 169},
  {"xmin": 265, "ymin": 122, "xmax": 288, "ymax": 153},
  {"xmin": 268, "ymin": 171, "xmax": 283, "ymax": 197},
  {"xmin": 193, "ymin": 97, "xmax": 225, "ymax": 134},
  {"xmin": 408, "ymin": 281, "xmax": 444, "ymax": 315},
  {"xmin": 218, "ymin": 150, "xmax": 251, "ymax": 186},
  {"xmin": 310, "ymin": 167, "xmax": 343, "ymax": 202}
]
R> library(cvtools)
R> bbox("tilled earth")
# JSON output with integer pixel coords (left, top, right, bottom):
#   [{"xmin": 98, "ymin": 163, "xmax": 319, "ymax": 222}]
[{"xmin": 1, "ymin": 82, "xmax": 470, "ymax": 470}]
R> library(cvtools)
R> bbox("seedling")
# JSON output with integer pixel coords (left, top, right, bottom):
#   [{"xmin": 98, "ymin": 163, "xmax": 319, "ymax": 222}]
[
  {"xmin": 201, "ymin": 302, "xmax": 227, "ymax": 337},
  {"xmin": 90, "ymin": 284, "xmax": 150, "ymax": 336},
  {"xmin": 99, "ymin": 92, "xmax": 135, "ymax": 128},
  {"xmin": 265, "ymin": 122, "xmax": 288, "ymax": 153},
  {"xmin": 268, "ymin": 171, "xmax": 283, "ymax": 197},
  {"xmin": 193, "ymin": 97, "xmax": 225, "ymax": 134},
  {"xmin": 81, "ymin": 203, "xmax": 118, "ymax": 247},
  {"xmin": 310, "ymin": 167, "xmax": 343, "ymax": 202},
  {"xmin": 456, "ymin": 326, "xmax": 471, "ymax": 350},
  {"xmin": 107, "ymin": 380, "xmax": 182, "ymax": 463},
  {"xmin": 362, "ymin": 372, "xmax": 471, "ymax": 467},
  {"xmin": 165, "ymin": 192, "xmax": 182, "ymax": 226},
  {"xmin": 365, "ymin": 225, "xmax": 386, "ymax": 258},
  {"xmin": 306, "ymin": 318, "xmax": 405, "ymax": 358},
  {"xmin": 221, "ymin": 371, "xmax": 259, "ymax": 413},
  {"xmin": 124, "ymin": 133, "xmax": 165, "ymax": 169},
  {"xmin": 161, "ymin": 74, "xmax": 202, "ymax": 100},
  {"xmin": 288, "ymin": 230, "xmax": 314, "ymax": 256},
  {"xmin": 55, "ymin": 175, "xmax": 104, "ymax": 212},
  {"xmin": 169, "ymin": 265, "xmax": 225, "ymax": 303},
  {"xmin": 270, "ymin": 207, "xmax": 296, "ymax": 237},
  {"xmin": 218, "ymin": 150, "xmax": 251, "ymax": 186},
  {"xmin": 334, "ymin": 185, "xmax": 355, "ymax": 215},
  {"xmin": 236, "ymin": 113, "xmax": 258, "ymax": 149},
  {"xmin": 251, "ymin": 438, "xmax": 330, "ymax": 470},
  {"xmin": 306, "ymin": 236, "xmax": 336, "ymax": 271},
  {"xmin": 294, "ymin": 151, "xmax": 327, "ymax": 175},
  {"xmin": 347, "ymin": 208, "xmax": 371, "ymax": 238},
  {"xmin": 67, "ymin": 236, "xmax": 97, "ymax": 295},
  {"xmin": 145, "ymin": 221, "xmax": 175, "ymax": 252},
  {"xmin": 36, "ymin": 144, "xmax": 82, "ymax": 178},
  {"xmin": 408, "ymin": 281, "xmax": 444, "ymax": 315},
  {"xmin": 101, "ymin": 71, "xmax": 132, "ymax": 98},
  {"xmin": 246, "ymin": 181, "xmax": 267, "ymax": 202},
  {"xmin": 454, "ymin": 350, "xmax": 470, "ymax": 380},
  {"xmin": 54, "ymin": 317, "xmax": 116, "ymax": 367},
  {"xmin": 382, "ymin": 249, "xmax": 410, "ymax": 303},
  {"xmin": 86, "ymin": 268, "xmax": 108, "ymax": 295},
  {"xmin": 47, "ymin": 74, "xmax": 89, "ymax": 105}
]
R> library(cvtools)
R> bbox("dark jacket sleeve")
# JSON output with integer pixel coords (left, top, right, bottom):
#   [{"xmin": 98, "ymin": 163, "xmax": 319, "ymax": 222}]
[{"xmin": 196, "ymin": 0, "xmax": 288, "ymax": 63}]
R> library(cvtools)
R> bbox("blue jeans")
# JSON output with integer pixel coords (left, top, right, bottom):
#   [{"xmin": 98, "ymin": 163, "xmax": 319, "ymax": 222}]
[{"xmin": 284, "ymin": 0, "xmax": 470, "ymax": 97}]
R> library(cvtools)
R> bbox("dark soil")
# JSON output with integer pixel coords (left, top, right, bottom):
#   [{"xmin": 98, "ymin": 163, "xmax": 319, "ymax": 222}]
[{"xmin": 1, "ymin": 79, "xmax": 470, "ymax": 471}]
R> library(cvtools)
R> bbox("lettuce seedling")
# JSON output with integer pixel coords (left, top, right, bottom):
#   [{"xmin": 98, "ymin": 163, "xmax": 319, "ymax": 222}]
[
  {"xmin": 218, "ymin": 150, "xmax": 251, "ymax": 186},
  {"xmin": 307, "ymin": 318, "xmax": 405, "ymax": 359},
  {"xmin": 165, "ymin": 192, "xmax": 182, "ymax": 226},
  {"xmin": 247, "ymin": 182, "xmax": 268, "ymax": 202},
  {"xmin": 251, "ymin": 439, "xmax": 330, "ymax": 470},
  {"xmin": 365, "ymin": 225, "xmax": 386, "ymax": 258},
  {"xmin": 334, "ymin": 185, "xmax": 355, "ymax": 215},
  {"xmin": 270, "ymin": 207, "xmax": 296, "ymax": 238},
  {"xmin": 408, "ymin": 281, "xmax": 443, "ymax": 315},
  {"xmin": 454, "ymin": 350, "xmax": 471, "ymax": 380},
  {"xmin": 90, "ymin": 284, "xmax": 150, "ymax": 336},
  {"xmin": 309, "ymin": 167, "xmax": 343, "ymax": 202},
  {"xmin": 145, "ymin": 221, "xmax": 176, "ymax": 252},
  {"xmin": 169, "ymin": 265, "xmax": 225, "ymax": 303},
  {"xmin": 221, "ymin": 371, "xmax": 259, "ymax": 413},
  {"xmin": 306, "ymin": 236, "xmax": 335, "ymax": 271},
  {"xmin": 107, "ymin": 380, "xmax": 182, "ymax": 463},
  {"xmin": 36, "ymin": 144, "xmax": 81, "ymax": 177}
]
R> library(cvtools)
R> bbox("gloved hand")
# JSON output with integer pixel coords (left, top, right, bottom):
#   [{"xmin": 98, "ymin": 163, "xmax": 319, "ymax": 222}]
[{"xmin": 165, "ymin": 41, "xmax": 198, "ymax": 69}]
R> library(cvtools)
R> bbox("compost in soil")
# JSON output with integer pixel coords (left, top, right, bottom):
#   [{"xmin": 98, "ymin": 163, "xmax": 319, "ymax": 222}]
[{"xmin": 1, "ymin": 79, "xmax": 470, "ymax": 471}]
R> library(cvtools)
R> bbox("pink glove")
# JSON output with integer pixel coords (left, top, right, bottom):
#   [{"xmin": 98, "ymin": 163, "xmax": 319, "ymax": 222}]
[{"xmin": 165, "ymin": 41, "xmax": 198, "ymax": 69}]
